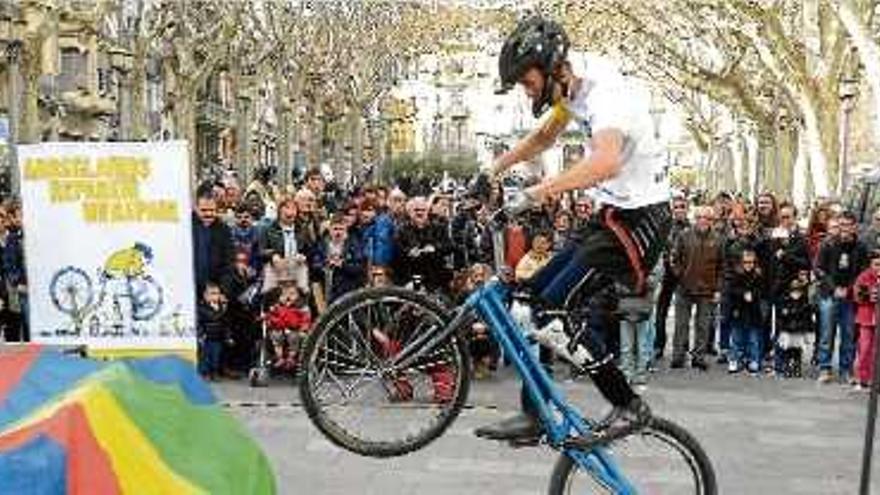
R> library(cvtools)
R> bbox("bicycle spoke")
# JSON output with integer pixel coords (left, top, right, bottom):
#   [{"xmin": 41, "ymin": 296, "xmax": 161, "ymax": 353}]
[
  {"xmin": 399, "ymin": 317, "xmax": 440, "ymax": 350},
  {"xmin": 344, "ymin": 313, "xmax": 386, "ymax": 368},
  {"xmin": 325, "ymin": 333, "xmax": 369, "ymax": 366}
]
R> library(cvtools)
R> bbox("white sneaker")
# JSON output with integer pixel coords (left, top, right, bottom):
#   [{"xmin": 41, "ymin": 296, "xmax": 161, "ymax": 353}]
[{"xmin": 728, "ymin": 361, "xmax": 740, "ymax": 373}]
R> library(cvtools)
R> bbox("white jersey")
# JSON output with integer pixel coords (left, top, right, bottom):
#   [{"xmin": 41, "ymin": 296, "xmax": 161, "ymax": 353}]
[{"xmin": 549, "ymin": 76, "xmax": 670, "ymax": 209}]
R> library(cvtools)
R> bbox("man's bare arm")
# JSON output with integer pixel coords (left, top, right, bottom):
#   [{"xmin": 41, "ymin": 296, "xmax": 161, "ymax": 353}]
[
  {"xmin": 491, "ymin": 110, "xmax": 570, "ymax": 175},
  {"xmin": 530, "ymin": 128, "xmax": 625, "ymax": 198}
]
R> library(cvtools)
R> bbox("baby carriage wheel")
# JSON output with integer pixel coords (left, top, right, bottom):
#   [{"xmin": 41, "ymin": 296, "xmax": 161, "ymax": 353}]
[{"xmin": 249, "ymin": 367, "xmax": 269, "ymax": 387}]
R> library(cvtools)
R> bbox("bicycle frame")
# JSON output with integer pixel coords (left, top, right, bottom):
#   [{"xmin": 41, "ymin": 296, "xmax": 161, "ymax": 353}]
[{"xmin": 391, "ymin": 278, "xmax": 637, "ymax": 494}]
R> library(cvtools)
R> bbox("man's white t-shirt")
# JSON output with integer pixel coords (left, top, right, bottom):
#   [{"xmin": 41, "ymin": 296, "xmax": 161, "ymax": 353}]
[{"xmin": 549, "ymin": 76, "xmax": 670, "ymax": 209}]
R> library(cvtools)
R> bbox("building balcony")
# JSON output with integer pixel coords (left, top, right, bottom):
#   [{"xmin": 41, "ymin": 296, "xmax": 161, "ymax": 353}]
[{"xmin": 196, "ymin": 100, "xmax": 234, "ymax": 129}]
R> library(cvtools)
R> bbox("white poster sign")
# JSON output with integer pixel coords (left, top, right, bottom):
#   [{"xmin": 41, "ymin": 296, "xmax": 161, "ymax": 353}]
[{"xmin": 19, "ymin": 141, "xmax": 195, "ymax": 350}]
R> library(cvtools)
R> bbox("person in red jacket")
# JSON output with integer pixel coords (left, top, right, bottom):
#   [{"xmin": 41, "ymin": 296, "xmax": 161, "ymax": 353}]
[
  {"xmin": 265, "ymin": 284, "xmax": 312, "ymax": 370},
  {"xmin": 853, "ymin": 250, "xmax": 880, "ymax": 390}
]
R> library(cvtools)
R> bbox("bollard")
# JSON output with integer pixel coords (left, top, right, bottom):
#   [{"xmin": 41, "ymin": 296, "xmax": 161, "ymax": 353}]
[{"xmin": 859, "ymin": 292, "xmax": 880, "ymax": 495}]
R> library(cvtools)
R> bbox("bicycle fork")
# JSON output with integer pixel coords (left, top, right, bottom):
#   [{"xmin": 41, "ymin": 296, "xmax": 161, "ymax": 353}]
[{"xmin": 473, "ymin": 287, "xmax": 637, "ymax": 494}]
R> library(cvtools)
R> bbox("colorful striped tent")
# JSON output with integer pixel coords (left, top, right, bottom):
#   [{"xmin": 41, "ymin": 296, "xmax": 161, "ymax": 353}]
[{"xmin": 0, "ymin": 346, "xmax": 276, "ymax": 494}]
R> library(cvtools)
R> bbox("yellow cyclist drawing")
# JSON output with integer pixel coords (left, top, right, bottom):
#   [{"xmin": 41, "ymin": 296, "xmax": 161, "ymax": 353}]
[
  {"xmin": 49, "ymin": 241, "xmax": 165, "ymax": 335},
  {"xmin": 102, "ymin": 242, "xmax": 154, "ymax": 280}
]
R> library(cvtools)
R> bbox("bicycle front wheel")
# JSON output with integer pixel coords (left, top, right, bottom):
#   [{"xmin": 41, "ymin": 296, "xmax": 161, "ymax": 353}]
[
  {"xmin": 549, "ymin": 416, "xmax": 717, "ymax": 495},
  {"xmin": 299, "ymin": 286, "xmax": 471, "ymax": 458},
  {"xmin": 50, "ymin": 267, "xmax": 93, "ymax": 315}
]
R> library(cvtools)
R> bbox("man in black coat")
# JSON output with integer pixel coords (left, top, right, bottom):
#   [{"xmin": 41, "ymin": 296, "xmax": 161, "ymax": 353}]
[
  {"xmin": 192, "ymin": 186, "xmax": 234, "ymax": 297},
  {"xmin": 755, "ymin": 202, "xmax": 809, "ymax": 370},
  {"xmin": 759, "ymin": 203, "xmax": 810, "ymax": 298},
  {"xmin": 654, "ymin": 195, "xmax": 690, "ymax": 358},
  {"xmin": 310, "ymin": 214, "xmax": 366, "ymax": 304},
  {"xmin": 258, "ymin": 195, "xmax": 314, "ymax": 293},
  {"xmin": 815, "ymin": 210, "xmax": 868, "ymax": 383},
  {"xmin": 396, "ymin": 197, "xmax": 453, "ymax": 293}
]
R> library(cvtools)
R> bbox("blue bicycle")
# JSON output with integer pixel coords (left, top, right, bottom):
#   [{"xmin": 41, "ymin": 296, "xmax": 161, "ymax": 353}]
[{"xmin": 300, "ymin": 259, "xmax": 716, "ymax": 494}]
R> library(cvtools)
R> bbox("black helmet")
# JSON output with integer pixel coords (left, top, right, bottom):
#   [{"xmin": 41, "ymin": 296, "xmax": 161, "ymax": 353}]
[{"xmin": 497, "ymin": 16, "xmax": 570, "ymax": 118}]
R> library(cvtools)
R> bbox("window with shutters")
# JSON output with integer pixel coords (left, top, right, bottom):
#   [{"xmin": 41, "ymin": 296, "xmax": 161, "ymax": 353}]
[{"xmin": 59, "ymin": 48, "xmax": 87, "ymax": 93}]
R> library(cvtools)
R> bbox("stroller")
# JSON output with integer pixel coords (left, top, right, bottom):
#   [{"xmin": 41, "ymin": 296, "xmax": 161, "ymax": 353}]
[{"xmin": 245, "ymin": 278, "xmax": 312, "ymax": 387}]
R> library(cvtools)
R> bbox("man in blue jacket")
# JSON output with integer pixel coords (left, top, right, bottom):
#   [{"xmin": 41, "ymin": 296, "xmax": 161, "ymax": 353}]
[{"xmin": 358, "ymin": 198, "xmax": 395, "ymax": 269}]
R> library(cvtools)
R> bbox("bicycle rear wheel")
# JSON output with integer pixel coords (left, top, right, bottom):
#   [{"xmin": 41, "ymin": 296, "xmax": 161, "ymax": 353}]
[
  {"xmin": 299, "ymin": 286, "xmax": 471, "ymax": 458},
  {"xmin": 548, "ymin": 416, "xmax": 717, "ymax": 494}
]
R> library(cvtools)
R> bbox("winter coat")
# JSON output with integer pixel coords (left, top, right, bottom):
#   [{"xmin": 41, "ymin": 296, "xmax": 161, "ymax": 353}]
[
  {"xmin": 360, "ymin": 213, "xmax": 396, "ymax": 267},
  {"xmin": 197, "ymin": 302, "xmax": 229, "ymax": 342},
  {"xmin": 192, "ymin": 214, "xmax": 234, "ymax": 296},
  {"xmin": 854, "ymin": 268, "xmax": 880, "ymax": 327},
  {"xmin": 672, "ymin": 227, "xmax": 723, "ymax": 299},
  {"xmin": 258, "ymin": 220, "xmax": 315, "ymax": 264},
  {"xmin": 265, "ymin": 304, "xmax": 312, "ymax": 332},
  {"xmin": 663, "ymin": 219, "xmax": 691, "ymax": 267},
  {"xmin": 778, "ymin": 287, "xmax": 813, "ymax": 336},
  {"xmin": 396, "ymin": 220, "xmax": 452, "ymax": 291},
  {"xmin": 231, "ymin": 225, "xmax": 259, "ymax": 268},
  {"xmin": 449, "ymin": 212, "xmax": 493, "ymax": 269},
  {"xmin": 816, "ymin": 238, "xmax": 869, "ymax": 299},
  {"xmin": 310, "ymin": 237, "xmax": 367, "ymax": 302},
  {"xmin": 756, "ymin": 228, "xmax": 810, "ymax": 297},
  {"xmin": 721, "ymin": 231, "xmax": 758, "ymax": 284},
  {"xmin": 727, "ymin": 268, "xmax": 765, "ymax": 328},
  {"xmin": 1, "ymin": 228, "xmax": 26, "ymax": 288}
]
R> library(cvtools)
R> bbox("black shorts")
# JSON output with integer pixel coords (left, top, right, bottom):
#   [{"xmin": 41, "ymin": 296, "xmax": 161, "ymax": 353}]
[{"xmin": 528, "ymin": 202, "xmax": 672, "ymax": 308}]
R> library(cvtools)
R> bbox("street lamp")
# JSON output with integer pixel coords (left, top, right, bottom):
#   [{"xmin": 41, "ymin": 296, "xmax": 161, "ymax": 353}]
[
  {"xmin": 648, "ymin": 94, "xmax": 666, "ymax": 140},
  {"xmin": 775, "ymin": 105, "xmax": 789, "ymax": 193},
  {"xmin": 109, "ymin": 47, "xmax": 134, "ymax": 141},
  {"xmin": 838, "ymin": 75, "xmax": 859, "ymax": 196},
  {"xmin": 0, "ymin": 8, "xmax": 24, "ymax": 195}
]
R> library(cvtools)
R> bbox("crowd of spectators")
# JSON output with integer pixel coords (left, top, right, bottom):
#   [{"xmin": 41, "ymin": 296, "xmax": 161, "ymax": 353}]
[
  {"xmin": 180, "ymin": 169, "xmax": 880, "ymax": 389},
  {"xmin": 658, "ymin": 191, "xmax": 880, "ymax": 391},
  {"xmin": 2, "ymin": 162, "xmax": 878, "ymax": 392}
]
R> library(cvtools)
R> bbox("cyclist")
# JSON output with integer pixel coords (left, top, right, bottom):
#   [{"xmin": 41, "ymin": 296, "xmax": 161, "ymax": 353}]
[
  {"xmin": 475, "ymin": 16, "xmax": 671, "ymax": 443},
  {"xmin": 102, "ymin": 242, "xmax": 154, "ymax": 280}
]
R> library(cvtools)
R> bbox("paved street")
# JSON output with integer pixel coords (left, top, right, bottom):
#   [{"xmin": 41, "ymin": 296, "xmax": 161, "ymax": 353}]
[{"xmin": 214, "ymin": 364, "xmax": 880, "ymax": 495}]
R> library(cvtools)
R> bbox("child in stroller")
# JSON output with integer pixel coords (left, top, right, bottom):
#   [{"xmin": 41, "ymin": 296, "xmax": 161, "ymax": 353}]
[
  {"xmin": 248, "ymin": 281, "xmax": 312, "ymax": 386},
  {"xmin": 266, "ymin": 284, "xmax": 312, "ymax": 371}
]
